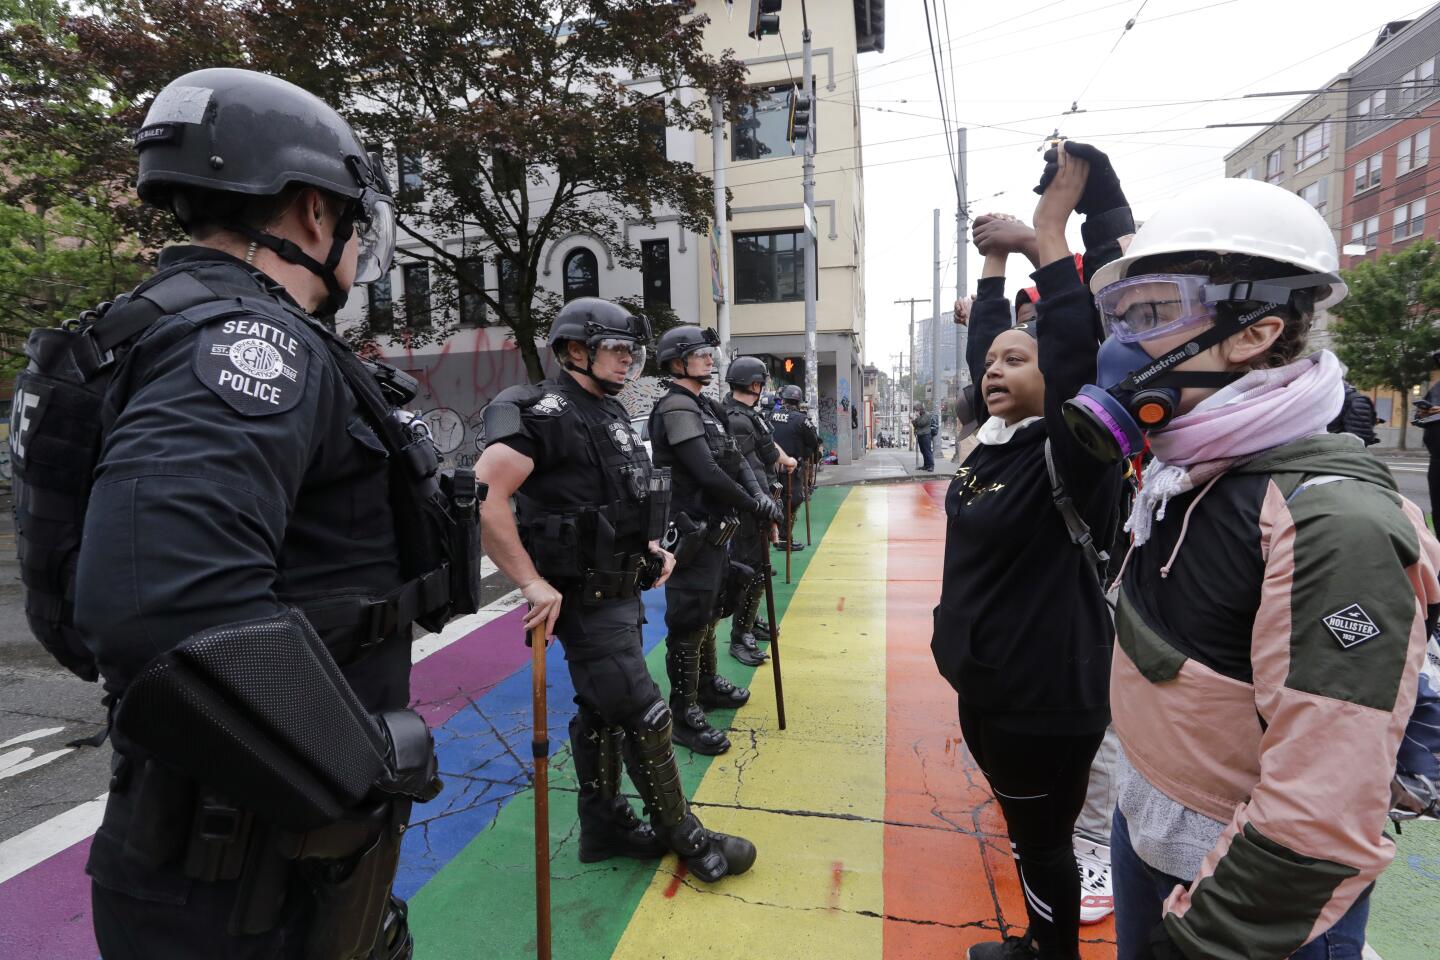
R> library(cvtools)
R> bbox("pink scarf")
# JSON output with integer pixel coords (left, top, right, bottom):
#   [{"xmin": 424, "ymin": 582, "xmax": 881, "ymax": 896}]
[{"xmin": 1125, "ymin": 350, "xmax": 1345, "ymax": 545}]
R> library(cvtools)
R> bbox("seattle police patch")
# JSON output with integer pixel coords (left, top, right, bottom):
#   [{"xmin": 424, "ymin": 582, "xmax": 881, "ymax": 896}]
[
  {"xmin": 608, "ymin": 421, "xmax": 634, "ymax": 453},
  {"xmin": 193, "ymin": 316, "xmax": 309, "ymax": 416},
  {"xmin": 529, "ymin": 393, "xmax": 568, "ymax": 416}
]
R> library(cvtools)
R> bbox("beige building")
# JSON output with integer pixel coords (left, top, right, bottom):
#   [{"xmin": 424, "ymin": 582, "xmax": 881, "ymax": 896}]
[
  {"xmin": 337, "ymin": 3, "xmax": 884, "ymax": 465},
  {"xmin": 1223, "ymin": 76, "xmax": 1349, "ymax": 349},
  {"xmin": 693, "ymin": 0, "xmax": 884, "ymax": 462}
]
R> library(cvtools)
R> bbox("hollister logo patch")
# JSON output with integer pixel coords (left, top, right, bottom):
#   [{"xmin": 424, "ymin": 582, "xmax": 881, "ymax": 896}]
[
  {"xmin": 194, "ymin": 317, "xmax": 308, "ymax": 416},
  {"xmin": 530, "ymin": 394, "xmax": 568, "ymax": 416},
  {"xmin": 608, "ymin": 421, "xmax": 634, "ymax": 452},
  {"xmin": 1322, "ymin": 604, "xmax": 1380, "ymax": 649}
]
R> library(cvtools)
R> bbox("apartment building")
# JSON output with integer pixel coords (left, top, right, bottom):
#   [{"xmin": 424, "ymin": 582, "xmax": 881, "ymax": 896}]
[
  {"xmin": 1225, "ymin": 78, "xmax": 1349, "ymax": 350},
  {"xmin": 336, "ymin": 1, "xmax": 885, "ymax": 466}
]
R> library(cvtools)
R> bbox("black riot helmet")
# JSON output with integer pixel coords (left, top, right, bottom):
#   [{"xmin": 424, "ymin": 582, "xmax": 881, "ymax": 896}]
[
  {"xmin": 134, "ymin": 68, "xmax": 395, "ymax": 316},
  {"xmin": 725, "ymin": 356, "xmax": 768, "ymax": 390},
  {"xmin": 780, "ymin": 384, "xmax": 804, "ymax": 406},
  {"xmin": 657, "ymin": 325, "xmax": 720, "ymax": 383},
  {"xmin": 547, "ymin": 297, "xmax": 650, "ymax": 395}
]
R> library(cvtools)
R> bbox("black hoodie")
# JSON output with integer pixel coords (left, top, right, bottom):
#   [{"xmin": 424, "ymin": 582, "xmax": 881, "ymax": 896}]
[{"xmin": 930, "ymin": 211, "xmax": 1130, "ymax": 735}]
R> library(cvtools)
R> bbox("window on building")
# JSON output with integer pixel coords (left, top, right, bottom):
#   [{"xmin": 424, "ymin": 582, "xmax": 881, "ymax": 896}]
[
  {"xmin": 733, "ymin": 83, "xmax": 808, "ymax": 161},
  {"xmin": 367, "ymin": 272, "xmax": 394, "ymax": 333},
  {"xmin": 562, "ymin": 249, "xmax": 600, "ymax": 301},
  {"xmin": 1354, "ymin": 153, "xmax": 1383, "ymax": 193},
  {"xmin": 402, "ymin": 262, "xmax": 431, "ymax": 329},
  {"xmin": 733, "ymin": 229, "xmax": 809, "ymax": 304},
  {"xmin": 1398, "ymin": 128, "xmax": 1431, "ymax": 175},
  {"xmin": 398, "ymin": 151, "xmax": 425, "ymax": 202},
  {"xmin": 1293, "ymin": 121, "xmax": 1330, "ymax": 172},
  {"xmin": 497, "ymin": 255, "xmax": 520, "ymax": 318},
  {"xmin": 1394, "ymin": 199, "xmax": 1426, "ymax": 240},
  {"xmin": 641, "ymin": 109, "xmax": 668, "ymax": 158},
  {"xmin": 1348, "ymin": 215, "xmax": 1381, "ymax": 250},
  {"xmin": 457, "ymin": 257, "xmax": 486, "ymax": 327},
  {"xmin": 1399, "ymin": 59, "xmax": 1437, "ymax": 105},
  {"xmin": 1264, "ymin": 148, "xmax": 1284, "ymax": 183},
  {"xmin": 641, "ymin": 239, "xmax": 671, "ymax": 309},
  {"xmin": 1356, "ymin": 89, "xmax": 1388, "ymax": 118},
  {"xmin": 1234, "ymin": 165, "xmax": 1256, "ymax": 180},
  {"xmin": 1298, "ymin": 177, "xmax": 1329, "ymax": 216}
]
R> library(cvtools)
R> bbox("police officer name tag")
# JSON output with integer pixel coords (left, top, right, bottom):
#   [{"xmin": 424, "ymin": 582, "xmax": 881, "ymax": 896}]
[{"xmin": 194, "ymin": 317, "xmax": 308, "ymax": 416}]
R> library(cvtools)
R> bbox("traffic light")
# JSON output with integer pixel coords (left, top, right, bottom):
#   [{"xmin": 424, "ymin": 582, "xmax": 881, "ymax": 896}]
[
  {"xmin": 747, "ymin": 0, "xmax": 781, "ymax": 40},
  {"xmin": 786, "ymin": 86, "xmax": 812, "ymax": 143}
]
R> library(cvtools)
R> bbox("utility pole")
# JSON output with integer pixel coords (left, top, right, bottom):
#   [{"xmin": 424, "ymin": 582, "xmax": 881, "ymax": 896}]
[
  {"xmin": 711, "ymin": 95, "xmax": 730, "ymax": 384},
  {"xmin": 931, "ymin": 207, "xmax": 942, "ymax": 428},
  {"xmin": 953, "ymin": 127, "xmax": 969, "ymax": 462},
  {"xmin": 800, "ymin": 2, "xmax": 819, "ymax": 433},
  {"xmin": 894, "ymin": 296, "xmax": 926, "ymax": 452}
]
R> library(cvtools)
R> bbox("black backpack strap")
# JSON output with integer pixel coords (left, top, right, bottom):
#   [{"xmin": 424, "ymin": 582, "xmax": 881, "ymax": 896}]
[
  {"xmin": 1044, "ymin": 438, "xmax": 1109, "ymax": 588},
  {"xmin": 74, "ymin": 271, "xmax": 231, "ymax": 380}
]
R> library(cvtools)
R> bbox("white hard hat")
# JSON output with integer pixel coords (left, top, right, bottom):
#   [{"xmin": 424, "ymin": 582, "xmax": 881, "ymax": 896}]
[{"xmin": 1091, "ymin": 177, "xmax": 1347, "ymax": 310}]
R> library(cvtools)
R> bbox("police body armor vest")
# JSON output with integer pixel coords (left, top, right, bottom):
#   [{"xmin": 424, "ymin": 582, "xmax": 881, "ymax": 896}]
[
  {"xmin": 10, "ymin": 262, "xmax": 481, "ymax": 681},
  {"xmin": 726, "ymin": 398, "xmax": 776, "ymax": 483},
  {"xmin": 652, "ymin": 388, "xmax": 743, "ymax": 521},
  {"xmin": 500, "ymin": 384, "xmax": 670, "ymax": 596}
]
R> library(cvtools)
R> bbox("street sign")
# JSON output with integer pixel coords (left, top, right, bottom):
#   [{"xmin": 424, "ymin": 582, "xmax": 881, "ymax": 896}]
[{"xmin": 804, "ymin": 202, "xmax": 815, "ymax": 238}]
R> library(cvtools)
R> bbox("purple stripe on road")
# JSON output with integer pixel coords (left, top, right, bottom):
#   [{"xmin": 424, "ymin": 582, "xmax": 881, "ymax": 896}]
[
  {"xmin": 0, "ymin": 606, "xmax": 534, "ymax": 960},
  {"xmin": 409, "ymin": 606, "xmax": 530, "ymax": 725},
  {"xmin": 0, "ymin": 836, "xmax": 96, "ymax": 960}
]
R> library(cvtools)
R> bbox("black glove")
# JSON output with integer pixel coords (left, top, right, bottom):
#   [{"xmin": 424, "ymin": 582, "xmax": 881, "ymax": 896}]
[
  {"xmin": 751, "ymin": 493, "xmax": 783, "ymax": 523},
  {"xmin": 1032, "ymin": 141, "xmax": 1128, "ymax": 215},
  {"xmin": 375, "ymin": 709, "xmax": 443, "ymax": 803}
]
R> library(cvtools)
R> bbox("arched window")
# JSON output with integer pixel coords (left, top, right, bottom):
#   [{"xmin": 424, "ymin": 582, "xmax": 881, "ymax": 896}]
[{"xmin": 563, "ymin": 248, "xmax": 599, "ymax": 301}]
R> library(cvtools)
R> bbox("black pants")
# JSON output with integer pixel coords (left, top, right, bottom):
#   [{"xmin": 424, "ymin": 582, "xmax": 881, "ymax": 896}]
[
  {"xmin": 918, "ymin": 434, "xmax": 935, "ymax": 470},
  {"xmin": 558, "ymin": 597, "xmax": 664, "ymax": 724},
  {"xmin": 958, "ymin": 701, "xmax": 1104, "ymax": 960},
  {"xmin": 1428, "ymin": 448, "xmax": 1440, "ymax": 520}
]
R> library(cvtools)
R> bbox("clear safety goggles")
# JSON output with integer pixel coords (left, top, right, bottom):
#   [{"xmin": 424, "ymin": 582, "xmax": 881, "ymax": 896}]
[
  {"xmin": 1094, "ymin": 274, "xmax": 1219, "ymax": 343},
  {"xmin": 1096, "ymin": 271, "xmax": 1339, "ymax": 343},
  {"xmin": 593, "ymin": 337, "xmax": 647, "ymax": 382}
]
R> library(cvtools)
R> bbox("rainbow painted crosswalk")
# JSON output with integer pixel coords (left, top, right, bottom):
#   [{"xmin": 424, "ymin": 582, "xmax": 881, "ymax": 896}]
[{"xmin": 4, "ymin": 482, "xmax": 1437, "ymax": 959}]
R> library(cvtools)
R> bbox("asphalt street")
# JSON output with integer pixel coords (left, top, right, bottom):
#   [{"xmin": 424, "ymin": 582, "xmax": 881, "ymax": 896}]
[{"xmin": 1, "ymin": 453, "xmax": 1435, "ymax": 849}]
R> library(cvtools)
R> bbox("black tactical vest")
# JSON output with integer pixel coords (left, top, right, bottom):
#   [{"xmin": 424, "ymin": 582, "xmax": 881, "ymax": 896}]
[{"xmin": 650, "ymin": 386, "xmax": 743, "ymax": 521}]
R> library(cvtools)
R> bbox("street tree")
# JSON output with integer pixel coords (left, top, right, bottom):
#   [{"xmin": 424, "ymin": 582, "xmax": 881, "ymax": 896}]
[
  {"xmin": 1331, "ymin": 238, "xmax": 1440, "ymax": 449},
  {"xmin": 0, "ymin": 0, "xmax": 151, "ymax": 367},
  {"xmin": 46, "ymin": 0, "xmax": 754, "ymax": 380}
]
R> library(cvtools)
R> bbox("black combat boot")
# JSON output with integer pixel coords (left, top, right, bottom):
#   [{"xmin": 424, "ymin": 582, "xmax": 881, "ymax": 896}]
[
  {"xmin": 729, "ymin": 585, "xmax": 768, "ymax": 666},
  {"xmin": 665, "ymin": 812, "xmax": 758, "ymax": 883},
  {"xmin": 665, "ymin": 630, "xmax": 731, "ymax": 754},
  {"xmin": 699, "ymin": 622, "xmax": 750, "ymax": 708},
  {"xmin": 621, "ymin": 702, "xmax": 753, "ymax": 882},
  {"xmin": 966, "ymin": 930, "xmax": 1039, "ymax": 960},
  {"xmin": 570, "ymin": 714, "xmax": 666, "ymax": 863}
]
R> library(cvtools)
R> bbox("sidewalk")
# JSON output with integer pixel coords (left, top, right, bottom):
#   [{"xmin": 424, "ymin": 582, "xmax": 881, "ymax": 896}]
[{"xmin": 818, "ymin": 443, "xmax": 967, "ymax": 486}]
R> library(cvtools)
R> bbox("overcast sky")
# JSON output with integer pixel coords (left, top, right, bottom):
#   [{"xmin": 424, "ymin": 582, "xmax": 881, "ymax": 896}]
[{"xmin": 849, "ymin": 0, "xmax": 1434, "ymax": 369}]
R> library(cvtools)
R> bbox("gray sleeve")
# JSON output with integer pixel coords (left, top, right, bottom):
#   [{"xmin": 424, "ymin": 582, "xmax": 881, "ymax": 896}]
[{"xmin": 662, "ymin": 407, "xmax": 706, "ymax": 445}]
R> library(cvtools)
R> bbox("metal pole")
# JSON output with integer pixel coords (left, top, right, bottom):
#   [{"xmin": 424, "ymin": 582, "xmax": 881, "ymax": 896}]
[
  {"xmin": 953, "ymin": 128, "xmax": 969, "ymax": 462},
  {"xmin": 932, "ymin": 207, "xmax": 942, "ymax": 436},
  {"xmin": 801, "ymin": 25, "xmax": 819, "ymax": 424},
  {"xmin": 711, "ymin": 95, "xmax": 730, "ymax": 384},
  {"xmin": 529, "ymin": 622, "xmax": 552, "ymax": 960}
]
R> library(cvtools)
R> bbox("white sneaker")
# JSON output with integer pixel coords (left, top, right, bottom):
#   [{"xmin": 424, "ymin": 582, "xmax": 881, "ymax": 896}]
[{"xmin": 1075, "ymin": 835, "xmax": 1114, "ymax": 924}]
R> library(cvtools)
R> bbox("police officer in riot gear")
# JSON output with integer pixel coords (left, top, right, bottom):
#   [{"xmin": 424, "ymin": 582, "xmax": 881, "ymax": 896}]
[
  {"xmin": 58, "ymin": 69, "xmax": 471, "ymax": 960},
  {"xmin": 649, "ymin": 328, "xmax": 783, "ymax": 755},
  {"xmin": 723, "ymin": 357, "xmax": 797, "ymax": 666},
  {"xmin": 770, "ymin": 385, "xmax": 820, "ymax": 551},
  {"xmin": 476, "ymin": 298, "xmax": 757, "ymax": 882}
]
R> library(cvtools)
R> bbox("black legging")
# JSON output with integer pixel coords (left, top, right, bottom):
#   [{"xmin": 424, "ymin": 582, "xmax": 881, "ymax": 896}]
[
  {"xmin": 958, "ymin": 701, "xmax": 1104, "ymax": 960},
  {"xmin": 1428, "ymin": 447, "xmax": 1440, "ymax": 522}
]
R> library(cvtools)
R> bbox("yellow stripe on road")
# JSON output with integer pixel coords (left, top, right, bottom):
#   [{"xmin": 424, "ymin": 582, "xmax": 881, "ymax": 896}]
[{"xmin": 611, "ymin": 487, "xmax": 890, "ymax": 958}]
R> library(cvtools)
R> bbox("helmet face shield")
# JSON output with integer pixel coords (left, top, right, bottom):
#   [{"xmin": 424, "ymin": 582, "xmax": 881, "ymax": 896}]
[
  {"xmin": 352, "ymin": 193, "xmax": 395, "ymax": 285},
  {"xmin": 594, "ymin": 337, "xmax": 646, "ymax": 382}
]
